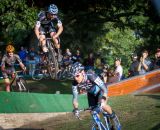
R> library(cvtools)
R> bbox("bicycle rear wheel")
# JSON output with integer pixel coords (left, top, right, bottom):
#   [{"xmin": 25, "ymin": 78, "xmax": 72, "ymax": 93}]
[
  {"xmin": 32, "ymin": 69, "xmax": 43, "ymax": 81},
  {"xmin": 15, "ymin": 78, "xmax": 29, "ymax": 92},
  {"xmin": 47, "ymin": 41, "xmax": 59, "ymax": 79},
  {"xmin": 57, "ymin": 70, "xmax": 66, "ymax": 80}
]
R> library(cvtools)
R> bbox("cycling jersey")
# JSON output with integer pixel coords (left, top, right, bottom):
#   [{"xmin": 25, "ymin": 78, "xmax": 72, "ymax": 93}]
[
  {"xmin": 35, "ymin": 11, "xmax": 62, "ymax": 34},
  {"xmin": 72, "ymin": 70, "xmax": 108, "ymax": 106},
  {"xmin": 1, "ymin": 54, "xmax": 22, "ymax": 78}
]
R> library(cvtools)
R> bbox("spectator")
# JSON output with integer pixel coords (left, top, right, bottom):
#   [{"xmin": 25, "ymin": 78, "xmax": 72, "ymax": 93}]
[
  {"xmin": 27, "ymin": 47, "xmax": 37, "ymax": 76},
  {"xmin": 128, "ymin": 53, "xmax": 139, "ymax": 77},
  {"xmin": 107, "ymin": 68, "xmax": 119, "ymax": 84},
  {"xmin": 114, "ymin": 58, "xmax": 123, "ymax": 81},
  {"xmin": 100, "ymin": 64, "xmax": 109, "ymax": 83},
  {"xmin": 64, "ymin": 48, "xmax": 72, "ymax": 57},
  {"xmin": 18, "ymin": 46, "xmax": 27, "ymax": 64},
  {"xmin": 153, "ymin": 48, "xmax": 160, "ymax": 69},
  {"xmin": 137, "ymin": 50, "xmax": 152, "ymax": 75},
  {"xmin": 72, "ymin": 49, "xmax": 83, "ymax": 63},
  {"xmin": 85, "ymin": 52, "xmax": 95, "ymax": 71}
]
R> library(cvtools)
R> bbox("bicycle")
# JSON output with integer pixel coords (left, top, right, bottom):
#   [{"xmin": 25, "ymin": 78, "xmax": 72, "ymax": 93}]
[
  {"xmin": 32, "ymin": 62, "xmax": 50, "ymax": 81},
  {"xmin": 57, "ymin": 64, "xmax": 73, "ymax": 80},
  {"xmin": 76, "ymin": 106, "xmax": 121, "ymax": 130},
  {"xmin": 41, "ymin": 32, "xmax": 59, "ymax": 79},
  {"xmin": 10, "ymin": 70, "xmax": 29, "ymax": 92}
]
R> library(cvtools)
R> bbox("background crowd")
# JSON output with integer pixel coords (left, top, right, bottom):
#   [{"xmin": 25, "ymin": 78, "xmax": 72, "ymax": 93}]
[{"xmin": 0, "ymin": 45, "xmax": 160, "ymax": 85}]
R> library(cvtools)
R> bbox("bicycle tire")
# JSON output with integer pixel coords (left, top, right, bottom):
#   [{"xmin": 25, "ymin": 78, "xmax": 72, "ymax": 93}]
[
  {"xmin": 15, "ymin": 78, "xmax": 29, "ymax": 92},
  {"xmin": 47, "ymin": 40, "xmax": 59, "ymax": 79},
  {"xmin": 57, "ymin": 70, "xmax": 66, "ymax": 80},
  {"xmin": 32, "ymin": 69, "xmax": 43, "ymax": 81},
  {"xmin": 92, "ymin": 123, "xmax": 107, "ymax": 130}
]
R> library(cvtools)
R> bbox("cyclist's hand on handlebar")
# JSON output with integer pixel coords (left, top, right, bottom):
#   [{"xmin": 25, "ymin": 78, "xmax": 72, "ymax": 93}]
[{"xmin": 73, "ymin": 108, "xmax": 80, "ymax": 118}]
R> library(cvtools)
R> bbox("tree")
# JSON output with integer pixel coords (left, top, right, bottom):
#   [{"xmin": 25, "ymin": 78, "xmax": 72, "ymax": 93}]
[{"xmin": 0, "ymin": 0, "xmax": 38, "ymax": 44}]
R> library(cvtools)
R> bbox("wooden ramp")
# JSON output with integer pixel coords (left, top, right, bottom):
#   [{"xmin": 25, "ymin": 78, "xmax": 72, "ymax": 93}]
[{"xmin": 108, "ymin": 69, "xmax": 160, "ymax": 96}]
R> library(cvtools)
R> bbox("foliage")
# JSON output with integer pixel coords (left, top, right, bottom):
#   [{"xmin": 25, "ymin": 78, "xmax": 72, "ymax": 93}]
[
  {"xmin": 0, "ymin": 0, "xmax": 38, "ymax": 44},
  {"xmin": 0, "ymin": 0, "xmax": 160, "ymax": 75}
]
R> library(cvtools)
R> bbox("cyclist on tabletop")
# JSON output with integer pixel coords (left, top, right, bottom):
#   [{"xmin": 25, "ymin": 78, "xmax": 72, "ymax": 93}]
[
  {"xmin": 1, "ymin": 44, "xmax": 26, "ymax": 92},
  {"xmin": 71, "ymin": 62, "xmax": 121, "ymax": 130},
  {"xmin": 34, "ymin": 4, "xmax": 63, "ymax": 62}
]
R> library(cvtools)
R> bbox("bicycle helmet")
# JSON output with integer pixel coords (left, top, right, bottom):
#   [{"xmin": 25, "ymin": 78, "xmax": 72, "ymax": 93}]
[
  {"xmin": 38, "ymin": 11, "xmax": 46, "ymax": 21},
  {"xmin": 48, "ymin": 4, "xmax": 58, "ymax": 15},
  {"xmin": 6, "ymin": 44, "xmax": 15, "ymax": 53},
  {"xmin": 70, "ymin": 62, "xmax": 84, "ymax": 76}
]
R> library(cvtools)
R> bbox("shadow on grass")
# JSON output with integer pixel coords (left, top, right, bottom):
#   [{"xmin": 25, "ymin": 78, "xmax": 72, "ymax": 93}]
[
  {"xmin": 150, "ymin": 123, "xmax": 160, "ymax": 130},
  {"xmin": 27, "ymin": 78, "xmax": 72, "ymax": 94},
  {"xmin": 134, "ymin": 94, "xmax": 160, "ymax": 100}
]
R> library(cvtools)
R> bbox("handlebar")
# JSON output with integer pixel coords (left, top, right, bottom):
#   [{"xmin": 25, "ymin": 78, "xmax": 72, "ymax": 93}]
[{"xmin": 75, "ymin": 106, "xmax": 101, "ymax": 120}]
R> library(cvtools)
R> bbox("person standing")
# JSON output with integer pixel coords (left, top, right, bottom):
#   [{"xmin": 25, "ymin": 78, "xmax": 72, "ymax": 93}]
[
  {"xmin": 18, "ymin": 46, "xmax": 27, "ymax": 64},
  {"xmin": 128, "ymin": 53, "xmax": 139, "ymax": 77},
  {"xmin": 137, "ymin": 50, "xmax": 152, "ymax": 75},
  {"xmin": 114, "ymin": 58, "xmax": 123, "ymax": 81}
]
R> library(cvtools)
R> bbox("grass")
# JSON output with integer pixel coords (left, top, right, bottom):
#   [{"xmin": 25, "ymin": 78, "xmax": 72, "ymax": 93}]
[{"xmin": 48, "ymin": 94, "xmax": 160, "ymax": 130}]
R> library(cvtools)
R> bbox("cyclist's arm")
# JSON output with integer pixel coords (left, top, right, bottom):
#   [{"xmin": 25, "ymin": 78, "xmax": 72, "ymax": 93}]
[
  {"xmin": 72, "ymin": 84, "xmax": 79, "ymax": 109},
  {"xmin": 34, "ymin": 21, "xmax": 41, "ymax": 40},
  {"xmin": 56, "ymin": 24, "xmax": 63, "ymax": 37},
  {"xmin": 1, "ymin": 55, "xmax": 6, "ymax": 72},
  {"xmin": 54, "ymin": 19, "xmax": 63, "ymax": 38},
  {"xmin": 15, "ymin": 54, "xmax": 26, "ymax": 70}
]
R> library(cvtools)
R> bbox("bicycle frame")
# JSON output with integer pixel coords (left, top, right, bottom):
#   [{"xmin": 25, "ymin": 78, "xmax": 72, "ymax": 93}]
[
  {"xmin": 78, "ymin": 106, "xmax": 112, "ymax": 130},
  {"xmin": 91, "ymin": 109, "xmax": 110, "ymax": 130},
  {"xmin": 46, "ymin": 37, "xmax": 59, "ymax": 79}
]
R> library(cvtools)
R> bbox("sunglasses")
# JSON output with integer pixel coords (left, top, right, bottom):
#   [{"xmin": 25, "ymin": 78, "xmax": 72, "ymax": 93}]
[
  {"xmin": 75, "ymin": 74, "xmax": 80, "ymax": 78},
  {"xmin": 8, "ymin": 52, "xmax": 13, "ymax": 54}
]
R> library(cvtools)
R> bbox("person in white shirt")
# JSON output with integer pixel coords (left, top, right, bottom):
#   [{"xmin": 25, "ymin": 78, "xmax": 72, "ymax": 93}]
[{"xmin": 114, "ymin": 58, "xmax": 123, "ymax": 81}]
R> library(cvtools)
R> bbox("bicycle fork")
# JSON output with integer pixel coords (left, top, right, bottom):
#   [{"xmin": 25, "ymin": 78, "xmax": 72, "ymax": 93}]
[{"xmin": 92, "ymin": 112, "xmax": 108, "ymax": 130}]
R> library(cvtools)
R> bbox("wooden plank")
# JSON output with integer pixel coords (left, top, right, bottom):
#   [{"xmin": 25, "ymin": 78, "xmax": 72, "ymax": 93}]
[{"xmin": 108, "ymin": 69, "xmax": 160, "ymax": 96}]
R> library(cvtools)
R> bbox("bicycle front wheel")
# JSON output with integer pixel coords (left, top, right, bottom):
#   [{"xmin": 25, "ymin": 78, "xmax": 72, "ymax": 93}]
[{"xmin": 32, "ymin": 69, "xmax": 43, "ymax": 81}]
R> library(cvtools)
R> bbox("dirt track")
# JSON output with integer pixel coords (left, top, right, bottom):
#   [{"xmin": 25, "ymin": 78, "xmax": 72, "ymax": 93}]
[{"xmin": 0, "ymin": 112, "xmax": 77, "ymax": 130}]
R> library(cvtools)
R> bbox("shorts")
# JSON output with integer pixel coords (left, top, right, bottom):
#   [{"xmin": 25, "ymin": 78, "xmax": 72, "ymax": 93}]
[
  {"xmin": 2, "ymin": 68, "xmax": 15, "ymax": 79},
  {"xmin": 39, "ymin": 26, "xmax": 56, "ymax": 35},
  {"xmin": 87, "ymin": 91, "xmax": 103, "ymax": 107}
]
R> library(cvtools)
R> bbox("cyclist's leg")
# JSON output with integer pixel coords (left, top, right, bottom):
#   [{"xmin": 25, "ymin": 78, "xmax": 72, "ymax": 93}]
[
  {"xmin": 39, "ymin": 34, "xmax": 48, "ymax": 53},
  {"xmin": 109, "ymin": 112, "xmax": 121, "ymax": 130},
  {"xmin": 50, "ymin": 31, "xmax": 60, "ymax": 49},
  {"xmin": 4, "ymin": 78, "xmax": 10, "ymax": 92},
  {"xmin": 50, "ymin": 31, "xmax": 62, "ymax": 62},
  {"xmin": 2, "ymin": 70, "xmax": 12, "ymax": 92},
  {"xmin": 98, "ymin": 93, "xmax": 121, "ymax": 130},
  {"xmin": 39, "ymin": 27, "xmax": 47, "ymax": 53}
]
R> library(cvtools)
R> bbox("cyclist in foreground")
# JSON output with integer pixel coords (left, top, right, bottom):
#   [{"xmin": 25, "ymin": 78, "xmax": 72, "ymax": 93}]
[
  {"xmin": 71, "ymin": 62, "xmax": 121, "ymax": 130},
  {"xmin": 1, "ymin": 44, "xmax": 26, "ymax": 92},
  {"xmin": 34, "ymin": 4, "xmax": 63, "ymax": 62}
]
